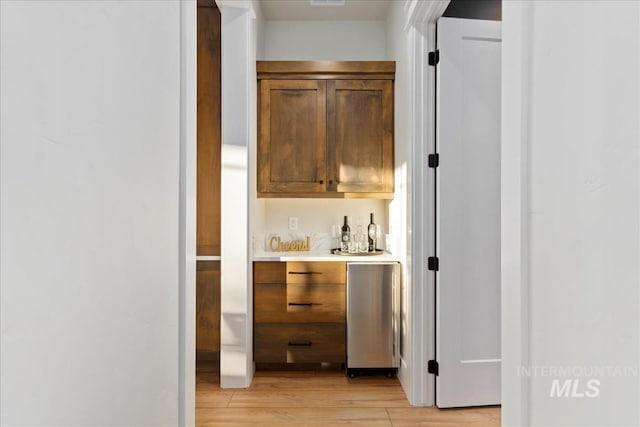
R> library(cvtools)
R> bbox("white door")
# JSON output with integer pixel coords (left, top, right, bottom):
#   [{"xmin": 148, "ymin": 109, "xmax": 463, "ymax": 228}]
[{"xmin": 435, "ymin": 17, "xmax": 502, "ymax": 408}]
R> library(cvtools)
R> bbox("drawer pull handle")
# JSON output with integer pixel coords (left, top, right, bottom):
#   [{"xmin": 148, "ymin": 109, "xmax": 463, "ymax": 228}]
[
  {"xmin": 288, "ymin": 341, "xmax": 312, "ymax": 347},
  {"xmin": 288, "ymin": 302, "xmax": 314, "ymax": 307},
  {"xmin": 289, "ymin": 271, "xmax": 322, "ymax": 275}
]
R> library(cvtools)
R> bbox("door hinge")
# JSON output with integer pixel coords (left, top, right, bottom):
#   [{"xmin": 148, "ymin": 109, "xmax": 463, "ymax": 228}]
[
  {"xmin": 428, "ymin": 50, "xmax": 439, "ymax": 66},
  {"xmin": 428, "ymin": 153, "xmax": 439, "ymax": 168},
  {"xmin": 428, "ymin": 359, "xmax": 439, "ymax": 376},
  {"xmin": 428, "ymin": 256, "xmax": 439, "ymax": 271}
]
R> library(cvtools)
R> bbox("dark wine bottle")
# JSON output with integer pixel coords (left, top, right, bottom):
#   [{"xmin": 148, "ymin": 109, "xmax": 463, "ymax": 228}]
[
  {"xmin": 367, "ymin": 213, "xmax": 376, "ymax": 252},
  {"xmin": 341, "ymin": 216, "xmax": 350, "ymax": 252}
]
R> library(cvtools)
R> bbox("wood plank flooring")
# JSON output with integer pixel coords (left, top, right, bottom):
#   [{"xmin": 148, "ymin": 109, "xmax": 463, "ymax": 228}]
[{"xmin": 196, "ymin": 362, "xmax": 500, "ymax": 427}]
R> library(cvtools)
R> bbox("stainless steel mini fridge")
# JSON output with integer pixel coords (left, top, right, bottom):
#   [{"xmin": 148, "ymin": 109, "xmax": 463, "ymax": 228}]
[{"xmin": 346, "ymin": 262, "xmax": 400, "ymax": 378}]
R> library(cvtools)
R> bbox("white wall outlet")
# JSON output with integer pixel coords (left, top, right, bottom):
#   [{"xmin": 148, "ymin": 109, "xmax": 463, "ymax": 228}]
[{"xmin": 288, "ymin": 216, "xmax": 298, "ymax": 230}]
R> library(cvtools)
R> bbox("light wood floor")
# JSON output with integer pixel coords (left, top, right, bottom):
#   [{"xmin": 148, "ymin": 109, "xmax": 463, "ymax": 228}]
[{"xmin": 196, "ymin": 362, "xmax": 500, "ymax": 427}]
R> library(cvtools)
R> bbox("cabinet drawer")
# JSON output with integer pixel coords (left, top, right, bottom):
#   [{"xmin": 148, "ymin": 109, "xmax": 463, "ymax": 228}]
[
  {"xmin": 286, "ymin": 262, "xmax": 345, "ymax": 284},
  {"xmin": 254, "ymin": 262, "xmax": 286, "ymax": 284},
  {"xmin": 254, "ymin": 323, "xmax": 345, "ymax": 363},
  {"xmin": 255, "ymin": 283, "xmax": 345, "ymax": 323}
]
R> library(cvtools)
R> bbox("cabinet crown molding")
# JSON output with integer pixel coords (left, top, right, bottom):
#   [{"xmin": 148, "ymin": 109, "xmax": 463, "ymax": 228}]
[{"xmin": 257, "ymin": 61, "xmax": 396, "ymax": 80}]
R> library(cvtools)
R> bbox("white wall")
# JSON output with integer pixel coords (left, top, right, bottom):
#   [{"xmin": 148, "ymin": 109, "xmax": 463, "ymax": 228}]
[
  {"xmin": 219, "ymin": 0, "xmax": 264, "ymax": 388},
  {"xmin": 261, "ymin": 199, "xmax": 388, "ymax": 238},
  {"xmin": 251, "ymin": 4, "xmax": 267, "ymax": 243},
  {"xmin": 0, "ymin": 1, "xmax": 183, "ymax": 425},
  {"xmin": 386, "ymin": 0, "xmax": 416, "ymax": 403},
  {"xmin": 264, "ymin": 20, "xmax": 386, "ymax": 60},
  {"xmin": 502, "ymin": 1, "xmax": 640, "ymax": 425}
]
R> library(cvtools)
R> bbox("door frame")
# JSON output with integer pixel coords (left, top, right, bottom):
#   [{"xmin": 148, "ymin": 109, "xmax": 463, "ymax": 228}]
[
  {"xmin": 499, "ymin": 2, "xmax": 531, "ymax": 425},
  {"xmin": 178, "ymin": 0, "xmax": 531, "ymax": 424},
  {"xmin": 407, "ymin": 0, "xmax": 529, "ymax": 420},
  {"xmin": 179, "ymin": 1, "xmax": 197, "ymax": 426},
  {"xmin": 404, "ymin": 1, "xmax": 445, "ymax": 407}
]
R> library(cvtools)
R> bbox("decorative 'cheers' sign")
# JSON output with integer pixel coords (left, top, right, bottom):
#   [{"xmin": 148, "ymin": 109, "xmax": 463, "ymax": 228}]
[{"xmin": 269, "ymin": 235, "xmax": 311, "ymax": 252}]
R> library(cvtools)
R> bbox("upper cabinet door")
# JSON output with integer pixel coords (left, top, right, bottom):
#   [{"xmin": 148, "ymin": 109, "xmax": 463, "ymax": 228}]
[
  {"xmin": 258, "ymin": 80, "xmax": 327, "ymax": 193},
  {"xmin": 327, "ymin": 80, "xmax": 394, "ymax": 194}
]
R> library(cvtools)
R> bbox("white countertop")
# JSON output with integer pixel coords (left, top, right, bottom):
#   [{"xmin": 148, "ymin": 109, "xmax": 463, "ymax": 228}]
[{"xmin": 252, "ymin": 251, "xmax": 401, "ymax": 263}]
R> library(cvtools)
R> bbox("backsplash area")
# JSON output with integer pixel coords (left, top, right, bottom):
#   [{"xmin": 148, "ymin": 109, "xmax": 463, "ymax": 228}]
[
  {"xmin": 262, "ymin": 198, "xmax": 388, "ymax": 234},
  {"xmin": 253, "ymin": 199, "xmax": 389, "ymax": 254}
]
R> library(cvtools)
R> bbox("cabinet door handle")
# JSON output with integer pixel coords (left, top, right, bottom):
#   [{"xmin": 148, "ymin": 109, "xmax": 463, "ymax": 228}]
[
  {"xmin": 288, "ymin": 302, "xmax": 314, "ymax": 307},
  {"xmin": 319, "ymin": 180, "xmax": 324, "ymax": 184},
  {"xmin": 288, "ymin": 271, "xmax": 322, "ymax": 275},
  {"xmin": 288, "ymin": 341, "xmax": 312, "ymax": 347}
]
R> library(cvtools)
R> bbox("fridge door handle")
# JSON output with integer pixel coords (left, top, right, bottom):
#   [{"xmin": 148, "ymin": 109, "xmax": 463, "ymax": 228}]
[{"xmin": 392, "ymin": 265, "xmax": 399, "ymax": 362}]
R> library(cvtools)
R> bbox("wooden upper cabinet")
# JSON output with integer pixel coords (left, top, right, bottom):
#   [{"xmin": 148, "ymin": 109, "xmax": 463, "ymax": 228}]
[
  {"xmin": 259, "ymin": 80, "xmax": 327, "ymax": 193},
  {"xmin": 257, "ymin": 61, "xmax": 395, "ymax": 198},
  {"xmin": 327, "ymin": 80, "xmax": 394, "ymax": 193}
]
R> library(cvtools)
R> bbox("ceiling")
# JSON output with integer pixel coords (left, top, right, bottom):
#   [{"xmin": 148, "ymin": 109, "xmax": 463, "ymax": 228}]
[{"xmin": 259, "ymin": 0, "xmax": 392, "ymax": 21}]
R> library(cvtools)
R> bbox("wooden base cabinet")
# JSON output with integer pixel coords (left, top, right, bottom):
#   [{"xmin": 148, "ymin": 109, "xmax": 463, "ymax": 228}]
[
  {"xmin": 253, "ymin": 261, "xmax": 346, "ymax": 364},
  {"xmin": 196, "ymin": 261, "xmax": 221, "ymax": 356},
  {"xmin": 254, "ymin": 324, "xmax": 345, "ymax": 363}
]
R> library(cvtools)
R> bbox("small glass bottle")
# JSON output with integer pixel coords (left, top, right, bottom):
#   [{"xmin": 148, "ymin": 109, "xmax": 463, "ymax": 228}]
[
  {"xmin": 368, "ymin": 213, "xmax": 377, "ymax": 252},
  {"xmin": 340, "ymin": 216, "xmax": 350, "ymax": 252}
]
